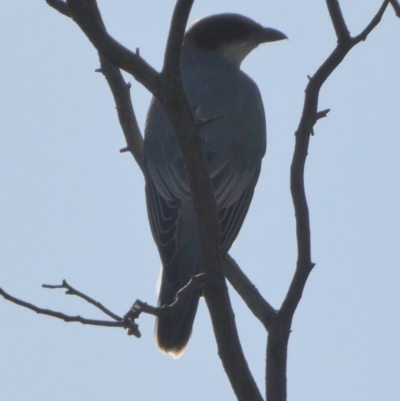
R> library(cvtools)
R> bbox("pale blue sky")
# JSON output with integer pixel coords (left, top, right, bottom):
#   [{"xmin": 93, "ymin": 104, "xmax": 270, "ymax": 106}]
[{"xmin": 1, "ymin": 1, "xmax": 399, "ymax": 400}]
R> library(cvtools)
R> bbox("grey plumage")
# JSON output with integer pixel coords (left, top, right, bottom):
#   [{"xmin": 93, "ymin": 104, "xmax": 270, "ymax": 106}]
[{"xmin": 144, "ymin": 14, "xmax": 286, "ymax": 357}]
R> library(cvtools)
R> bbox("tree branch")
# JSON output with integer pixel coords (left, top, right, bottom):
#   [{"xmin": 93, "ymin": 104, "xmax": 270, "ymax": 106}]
[
  {"xmin": 353, "ymin": 0, "xmax": 390, "ymax": 42},
  {"xmin": 132, "ymin": 273, "xmax": 205, "ymax": 317},
  {"xmin": 325, "ymin": 0, "xmax": 350, "ymax": 41},
  {"xmin": 160, "ymin": 3, "xmax": 263, "ymax": 400},
  {"xmin": 45, "ymin": 0, "xmax": 70, "ymax": 17},
  {"xmin": 265, "ymin": 2, "xmax": 390, "ymax": 400},
  {"xmin": 66, "ymin": 0, "xmax": 160, "ymax": 95},
  {"xmin": 0, "ymin": 285, "xmax": 141, "ymax": 337},
  {"xmin": 46, "ymin": 0, "xmax": 145, "ymax": 172},
  {"xmin": 223, "ymin": 254, "xmax": 276, "ymax": 330},
  {"xmin": 97, "ymin": 53, "xmax": 145, "ymax": 171},
  {"xmin": 43, "ymin": 279, "xmax": 121, "ymax": 321},
  {"xmin": 281, "ymin": 0, "xmax": 389, "ymax": 335},
  {"xmin": 162, "ymin": 0, "xmax": 194, "ymax": 81},
  {"xmin": 389, "ymin": 0, "xmax": 400, "ymax": 17}
]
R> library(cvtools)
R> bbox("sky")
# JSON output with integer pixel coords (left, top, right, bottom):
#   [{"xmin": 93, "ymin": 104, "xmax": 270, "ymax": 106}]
[{"xmin": 0, "ymin": 1, "xmax": 399, "ymax": 400}]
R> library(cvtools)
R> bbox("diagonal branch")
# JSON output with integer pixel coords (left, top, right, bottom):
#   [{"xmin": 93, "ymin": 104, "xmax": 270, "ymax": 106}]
[
  {"xmin": 223, "ymin": 254, "xmax": 276, "ymax": 330},
  {"xmin": 98, "ymin": 52, "xmax": 145, "ymax": 171},
  {"xmin": 0, "ymin": 286, "xmax": 141, "ymax": 337},
  {"xmin": 46, "ymin": 0, "xmax": 145, "ymax": 172},
  {"xmin": 66, "ymin": 0, "xmax": 160, "ymax": 96},
  {"xmin": 132, "ymin": 273, "xmax": 205, "ymax": 317},
  {"xmin": 353, "ymin": 0, "xmax": 390, "ymax": 42},
  {"xmin": 43, "ymin": 279, "xmax": 122, "ymax": 321},
  {"xmin": 389, "ymin": 0, "xmax": 400, "ymax": 17}
]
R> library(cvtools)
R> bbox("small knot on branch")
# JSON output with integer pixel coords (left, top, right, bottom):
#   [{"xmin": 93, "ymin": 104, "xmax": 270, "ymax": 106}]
[
  {"xmin": 316, "ymin": 109, "xmax": 331, "ymax": 121},
  {"xmin": 198, "ymin": 115, "xmax": 224, "ymax": 129}
]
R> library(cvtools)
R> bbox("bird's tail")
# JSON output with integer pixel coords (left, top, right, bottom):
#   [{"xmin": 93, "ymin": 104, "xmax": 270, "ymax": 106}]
[
  {"xmin": 155, "ymin": 200, "xmax": 200, "ymax": 358},
  {"xmin": 155, "ymin": 276, "xmax": 200, "ymax": 358}
]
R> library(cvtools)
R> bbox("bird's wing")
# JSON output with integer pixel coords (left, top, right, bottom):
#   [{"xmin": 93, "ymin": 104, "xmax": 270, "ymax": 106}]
[
  {"xmin": 216, "ymin": 166, "xmax": 261, "ymax": 255},
  {"xmin": 145, "ymin": 55, "xmax": 266, "ymax": 261},
  {"xmin": 145, "ymin": 174, "xmax": 181, "ymax": 271},
  {"xmin": 144, "ymin": 98, "xmax": 188, "ymax": 272}
]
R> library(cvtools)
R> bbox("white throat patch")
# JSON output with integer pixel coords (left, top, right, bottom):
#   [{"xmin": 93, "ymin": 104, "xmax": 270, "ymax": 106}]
[{"xmin": 218, "ymin": 40, "xmax": 259, "ymax": 67}]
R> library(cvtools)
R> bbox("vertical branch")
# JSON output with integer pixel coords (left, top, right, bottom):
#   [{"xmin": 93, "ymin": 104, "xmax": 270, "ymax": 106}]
[
  {"xmin": 162, "ymin": 0, "xmax": 195, "ymax": 80},
  {"xmin": 325, "ymin": 0, "xmax": 350, "ymax": 41},
  {"xmin": 265, "ymin": 2, "xmax": 389, "ymax": 401},
  {"xmin": 160, "ymin": 3, "xmax": 263, "ymax": 400}
]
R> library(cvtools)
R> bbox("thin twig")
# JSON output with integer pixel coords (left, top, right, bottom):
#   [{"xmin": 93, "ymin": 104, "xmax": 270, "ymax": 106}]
[
  {"xmin": 132, "ymin": 273, "xmax": 206, "ymax": 317},
  {"xmin": 198, "ymin": 115, "xmax": 224, "ymax": 128},
  {"xmin": 0, "ymin": 286, "xmax": 140, "ymax": 337},
  {"xmin": 353, "ymin": 0, "xmax": 390, "ymax": 42},
  {"xmin": 43, "ymin": 279, "xmax": 122, "ymax": 321}
]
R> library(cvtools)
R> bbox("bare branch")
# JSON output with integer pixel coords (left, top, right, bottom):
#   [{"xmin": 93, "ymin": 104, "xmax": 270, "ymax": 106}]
[
  {"xmin": 43, "ymin": 279, "xmax": 122, "ymax": 321},
  {"xmin": 223, "ymin": 255, "xmax": 276, "ymax": 331},
  {"xmin": 316, "ymin": 108, "xmax": 331, "ymax": 120},
  {"xmin": 326, "ymin": 0, "xmax": 350, "ymax": 41},
  {"xmin": 389, "ymin": 0, "xmax": 400, "ymax": 17},
  {"xmin": 162, "ymin": 0, "xmax": 195, "ymax": 81},
  {"xmin": 0, "ymin": 286, "xmax": 140, "ymax": 337},
  {"xmin": 66, "ymin": 0, "xmax": 161, "ymax": 96},
  {"xmin": 281, "ymin": 0, "xmax": 389, "ymax": 322},
  {"xmin": 45, "ymin": 0, "xmax": 70, "ymax": 17},
  {"xmin": 160, "ymin": 3, "xmax": 263, "ymax": 399},
  {"xmin": 131, "ymin": 273, "xmax": 205, "ymax": 318},
  {"xmin": 198, "ymin": 115, "xmax": 224, "ymax": 128},
  {"xmin": 264, "ymin": 3, "xmax": 390, "ymax": 400},
  {"xmin": 98, "ymin": 56, "xmax": 145, "ymax": 172},
  {"xmin": 353, "ymin": 0, "xmax": 390, "ymax": 43},
  {"xmin": 46, "ymin": 0, "xmax": 145, "ymax": 172}
]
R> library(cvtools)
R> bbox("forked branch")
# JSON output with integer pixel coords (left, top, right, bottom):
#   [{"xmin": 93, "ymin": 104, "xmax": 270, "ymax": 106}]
[
  {"xmin": 0, "ymin": 283, "xmax": 141, "ymax": 338},
  {"xmin": 265, "ymin": 2, "xmax": 390, "ymax": 401}
]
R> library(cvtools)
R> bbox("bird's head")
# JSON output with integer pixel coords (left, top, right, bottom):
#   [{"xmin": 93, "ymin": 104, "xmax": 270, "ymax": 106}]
[{"xmin": 184, "ymin": 13, "xmax": 287, "ymax": 67}]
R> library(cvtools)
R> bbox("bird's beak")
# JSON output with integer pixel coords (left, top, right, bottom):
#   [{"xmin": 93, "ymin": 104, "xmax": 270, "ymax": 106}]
[{"xmin": 257, "ymin": 27, "xmax": 288, "ymax": 43}]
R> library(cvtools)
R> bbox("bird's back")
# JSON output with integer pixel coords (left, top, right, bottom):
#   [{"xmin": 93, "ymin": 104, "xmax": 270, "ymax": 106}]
[
  {"xmin": 144, "ymin": 41, "xmax": 266, "ymax": 357},
  {"xmin": 146, "ymin": 46, "xmax": 266, "ymax": 211}
]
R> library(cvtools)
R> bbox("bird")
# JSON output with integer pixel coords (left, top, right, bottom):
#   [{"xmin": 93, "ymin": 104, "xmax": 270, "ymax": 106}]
[{"xmin": 144, "ymin": 13, "xmax": 286, "ymax": 357}]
